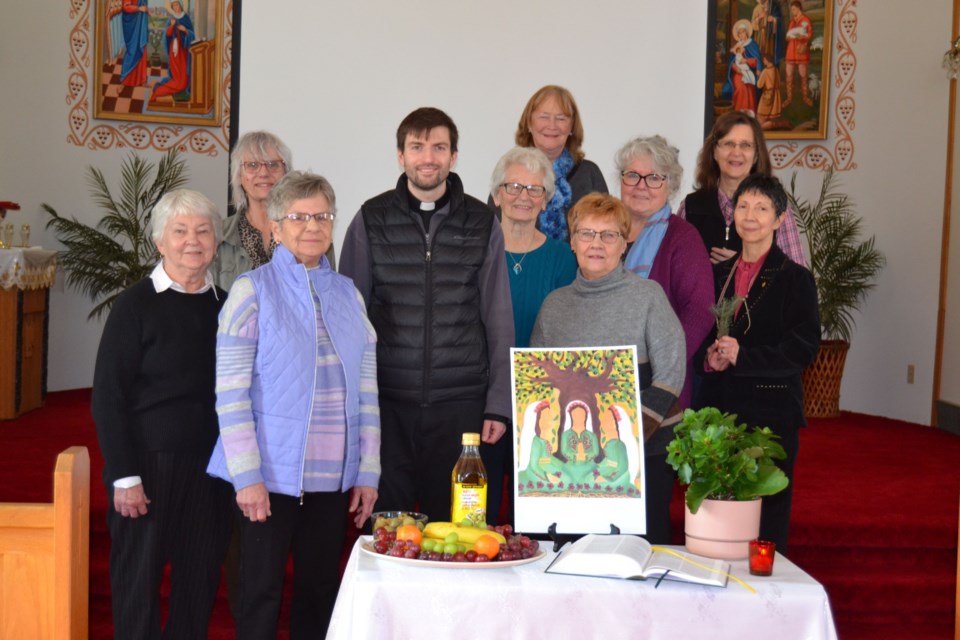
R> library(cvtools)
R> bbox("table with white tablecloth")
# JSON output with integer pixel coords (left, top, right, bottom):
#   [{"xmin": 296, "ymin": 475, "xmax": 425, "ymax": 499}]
[{"xmin": 327, "ymin": 536, "xmax": 838, "ymax": 640}]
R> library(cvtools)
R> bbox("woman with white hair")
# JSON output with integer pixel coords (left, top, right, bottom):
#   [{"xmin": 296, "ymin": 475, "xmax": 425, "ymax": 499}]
[
  {"xmin": 214, "ymin": 130, "xmax": 335, "ymax": 289},
  {"xmin": 485, "ymin": 146, "xmax": 576, "ymax": 523},
  {"xmin": 207, "ymin": 171, "xmax": 380, "ymax": 638},
  {"xmin": 92, "ymin": 189, "xmax": 232, "ymax": 639},
  {"xmin": 616, "ymin": 134, "xmax": 714, "ymax": 411}
]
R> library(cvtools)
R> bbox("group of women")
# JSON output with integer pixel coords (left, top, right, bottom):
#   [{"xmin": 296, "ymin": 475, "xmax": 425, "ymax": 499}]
[{"xmin": 92, "ymin": 83, "xmax": 819, "ymax": 638}]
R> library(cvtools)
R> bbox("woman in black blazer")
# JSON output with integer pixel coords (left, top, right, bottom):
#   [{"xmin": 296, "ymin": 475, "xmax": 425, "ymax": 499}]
[{"xmin": 696, "ymin": 174, "xmax": 820, "ymax": 554}]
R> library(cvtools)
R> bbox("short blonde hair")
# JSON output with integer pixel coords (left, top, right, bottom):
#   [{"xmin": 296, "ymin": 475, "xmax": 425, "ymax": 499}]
[{"xmin": 566, "ymin": 193, "xmax": 630, "ymax": 239}]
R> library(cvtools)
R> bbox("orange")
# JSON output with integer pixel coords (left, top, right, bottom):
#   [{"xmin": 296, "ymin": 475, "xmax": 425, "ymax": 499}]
[
  {"xmin": 395, "ymin": 524, "xmax": 422, "ymax": 545},
  {"xmin": 474, "ymin": 534, "xmax": 500, "ymax": 560}
]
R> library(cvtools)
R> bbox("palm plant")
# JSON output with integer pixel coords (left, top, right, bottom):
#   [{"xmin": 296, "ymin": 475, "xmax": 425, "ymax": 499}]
[
  {"xmin": 788, "ymin": 168, "xmax": 885, "ymax": 342},
  {"xmin": 43, "ymin": 151, "xmax": 188, "ymax": 319}
]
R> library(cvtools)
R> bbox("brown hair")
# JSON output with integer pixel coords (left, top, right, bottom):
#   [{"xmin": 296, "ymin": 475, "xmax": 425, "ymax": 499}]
[
  {"xmin": 514, "ymin": 85, "xmax": 586, "ymax": 164},
  {"xmin": 396, "ymin": 107, "xmax": 459, "ymax": 153},
  {"xmin": 566, "ymin": 193, "xmax": 631, "ymax": 239},
  {"xmin": 693, "ymin": 111, "xmax": 772, "ymax": 190}
]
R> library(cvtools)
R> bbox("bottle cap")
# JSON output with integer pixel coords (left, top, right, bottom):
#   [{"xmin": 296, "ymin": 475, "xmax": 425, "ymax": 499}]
[{"xmin": 461, "ymin": 432, "xmax": 480, "ymax": 446}]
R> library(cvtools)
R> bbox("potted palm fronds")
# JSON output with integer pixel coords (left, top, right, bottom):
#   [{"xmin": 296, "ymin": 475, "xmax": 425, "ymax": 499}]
[
  {"xmin": 666, "ymin": 408, "xmax": 789, "ymax": 559},
  {"xmin": 788, "ymin": 168, "xmax": 885, "ymax": 417},
  {"xmin": 42, "ymin": 150, "xmax": 188, "ymax": 319}
]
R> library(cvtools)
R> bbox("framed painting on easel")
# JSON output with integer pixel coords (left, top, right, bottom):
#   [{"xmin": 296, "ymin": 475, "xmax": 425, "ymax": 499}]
[{"xmin": 511, "ymin": 347, "xmax": 646, "ymax": 535}]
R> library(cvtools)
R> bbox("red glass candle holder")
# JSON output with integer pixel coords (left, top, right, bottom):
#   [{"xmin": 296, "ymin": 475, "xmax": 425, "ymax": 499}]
[{"xmin": 749, "ymin": 539, "xmax": 775, "ymax": 576}]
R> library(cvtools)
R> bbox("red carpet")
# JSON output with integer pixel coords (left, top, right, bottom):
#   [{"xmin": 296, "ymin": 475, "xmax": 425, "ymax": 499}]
[{"xmin": 1, "ymin": 390, "xmax": 957, "ymax": 639}]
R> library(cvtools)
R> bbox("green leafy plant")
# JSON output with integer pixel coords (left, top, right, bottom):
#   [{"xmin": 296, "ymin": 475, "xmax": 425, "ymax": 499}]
[
  {"xmin": 42, "ymin": 150, "xmax": 188, "ymax": 319},
  {"xmin": 789, "ymin": 168, "xmax": 885, "ymax": 342},
  {"xmin": 666, "ymin": 407, "xmax": 789, "ymax": 514}
]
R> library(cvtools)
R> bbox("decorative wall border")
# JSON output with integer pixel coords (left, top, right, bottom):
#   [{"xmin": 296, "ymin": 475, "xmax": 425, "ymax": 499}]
[
  {"xmin": 64, "ymin": 0, "xmax": 231, "ymax": 155},
  {"xmin": 768, "ymin": 0, "xmax": 857, "ymax": 171}
]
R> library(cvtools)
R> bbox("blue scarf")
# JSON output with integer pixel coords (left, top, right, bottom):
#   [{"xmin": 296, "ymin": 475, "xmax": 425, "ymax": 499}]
[
  {"xmin": 624, "ymin": 203, "xmax": 671, "ymax": 279},
  {"xmin": 539, "ymin": 149, "xmax": 574, "ymax": 240}
]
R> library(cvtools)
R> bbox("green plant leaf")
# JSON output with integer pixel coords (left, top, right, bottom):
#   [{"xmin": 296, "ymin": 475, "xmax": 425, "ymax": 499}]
[{"xmin": 43, "ymin": 150, "xmax": 187, "ymax": 320}]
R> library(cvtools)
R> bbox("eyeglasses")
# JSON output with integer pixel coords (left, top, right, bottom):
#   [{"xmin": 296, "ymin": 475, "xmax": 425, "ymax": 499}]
[
  {"xmin": 716, "ymin": 140, "xmax": 755, "ymax": 152},
  {"xmin": 500, "ymin": 182, "xmax": 547, "ymax": 198},
  {"xmin": 283, "ymin": 212, "xmax": 335, "ymax": 224},
  {"xmin": 573, "ymin": 228, "xmax": 623, "ymax": 244},
  {"xmin": 241, "ymin": 160, "xmax": 286, "ymax": 174},
  {"xmin": 533, "ymin": 112, "xmax": 570, "ymax": 125},
  {"xmin": 620, "ymin": 171, "xmax": 667, "ymax": 189}
]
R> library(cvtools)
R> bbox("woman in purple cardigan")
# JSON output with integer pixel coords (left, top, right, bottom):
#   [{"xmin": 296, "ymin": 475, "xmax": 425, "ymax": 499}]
[{"xmin": 616, "ymin": 135, "xmax": 714, "ymax": 410}]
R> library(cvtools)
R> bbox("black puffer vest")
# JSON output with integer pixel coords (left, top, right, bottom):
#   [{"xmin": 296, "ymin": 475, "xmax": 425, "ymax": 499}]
[{"xmin": 361, "ymin": 174, "xmax": 494, "ymax": 405}]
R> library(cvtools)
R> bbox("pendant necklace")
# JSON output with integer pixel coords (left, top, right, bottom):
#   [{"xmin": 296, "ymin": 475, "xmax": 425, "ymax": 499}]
[
  {"xmin": 506, "ymin": 231, "xmax": 537, "ymax": 275},
  {"xmin": 507, "ymin": 251, "xmax": 528, "ymax": 275}
]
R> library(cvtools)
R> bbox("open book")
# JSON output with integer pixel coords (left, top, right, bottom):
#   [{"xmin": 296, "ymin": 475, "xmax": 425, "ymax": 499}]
[{"xmin": 545, "ymin": 534, "xmax": 731, "ymax": 587}]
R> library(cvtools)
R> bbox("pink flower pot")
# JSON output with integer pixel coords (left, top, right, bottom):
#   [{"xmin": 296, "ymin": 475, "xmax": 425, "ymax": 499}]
[{"xmin": 684, "ymin": 498, "xmax": 761, "ymax": 560}]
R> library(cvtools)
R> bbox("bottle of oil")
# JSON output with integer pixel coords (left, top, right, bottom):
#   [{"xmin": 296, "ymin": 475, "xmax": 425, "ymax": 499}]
[{"xmin": 451, "ymin": 432, "xmax": 488, "ymax": 525}]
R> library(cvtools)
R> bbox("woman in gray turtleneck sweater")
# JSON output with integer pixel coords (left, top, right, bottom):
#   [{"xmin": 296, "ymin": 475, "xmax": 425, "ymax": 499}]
[{"xmin": 530, "ymin": 193, "xmax": 685, "ymax": 544}]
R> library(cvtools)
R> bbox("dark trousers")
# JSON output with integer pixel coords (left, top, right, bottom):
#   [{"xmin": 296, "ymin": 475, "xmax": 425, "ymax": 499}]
[
  {"xmin": 107, "ymin": 451, "xmax": 232, "ymax": 640},
  {"xmin": 376, "ymin": 397, "xmax": 486, "ymax": 523},
  {"xmin": 479, "ymin": 435, "xmax": 513, "ymax": 525},
  {"xmin": 235, "ymin": 490, "xmax": 349, "ymax": 640},
  {"xmin": 642, "ymin": 426, "xmax": 677, "ymax": 545},
  {"xmin": 759, "ymin": 424, "xmax": 800, "ymax": 555}
]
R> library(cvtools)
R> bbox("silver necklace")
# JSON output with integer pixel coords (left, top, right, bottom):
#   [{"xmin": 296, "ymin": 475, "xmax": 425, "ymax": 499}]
[{"xmin": 507, "ymin": 250, "xmax": 528, "ymax": 275}]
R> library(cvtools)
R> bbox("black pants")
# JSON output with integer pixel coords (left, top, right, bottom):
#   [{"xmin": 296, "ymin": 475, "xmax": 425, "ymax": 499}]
[
  {"xmin": 759, "ymin": 424, "xmax": 800, "ymax": 555},
  {"xmin": 235, "ymin": 490, "xmax": 349, "ymax": 640},
  {"xmin": 642, "ymin": 426, "xmax": 677, "ymax": 545},
  {"xmin": 107, "ymin": 451, "xmax": 232, "ymax": 640},
  {"xmin": 376, "ymin": 397, "xmax": 486, "ymax": 523},
  {"xmin": 480, "ymin": 434, "xmax": 513, "ymax": 525}
]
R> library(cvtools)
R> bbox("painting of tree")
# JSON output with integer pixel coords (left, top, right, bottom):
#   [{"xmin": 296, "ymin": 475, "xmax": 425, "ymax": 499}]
[{"xmin": 513, "ymin": 348, "xmax": 638, "ymax": 435}]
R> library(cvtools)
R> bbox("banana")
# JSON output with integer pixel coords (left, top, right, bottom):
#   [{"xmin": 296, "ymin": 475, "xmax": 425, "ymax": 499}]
[{"xmin": 423, "ymin": 522, "xmax": 506, "ymax": 545}]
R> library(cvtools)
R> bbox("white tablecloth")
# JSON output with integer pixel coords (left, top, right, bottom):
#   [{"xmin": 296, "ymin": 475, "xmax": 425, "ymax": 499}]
[
  {"xmin": 327, "ymin": 537, "xmax": 838, "ymax": 640},
  {"xmin": 0, "ymin": 247, "xmax": 57, "ymax": 290}
]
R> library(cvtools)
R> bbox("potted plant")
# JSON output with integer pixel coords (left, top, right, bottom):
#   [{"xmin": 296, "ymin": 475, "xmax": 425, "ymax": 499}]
[
  {"xmin": 42, "ymin": 150, "xmax": 188, "ymax": 319},
  {"xmin": 788, "ymin": 168, "xmax": 886, "ymax": 417},
  {"xmin": 666, "ymin": 407, "xmax": 789, "ymax": 559}
]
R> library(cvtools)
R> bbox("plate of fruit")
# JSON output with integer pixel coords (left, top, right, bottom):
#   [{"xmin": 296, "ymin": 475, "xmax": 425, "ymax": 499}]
[{"xmin": 362, "ymin": 521, "xmax": 545, "ymax": 568}]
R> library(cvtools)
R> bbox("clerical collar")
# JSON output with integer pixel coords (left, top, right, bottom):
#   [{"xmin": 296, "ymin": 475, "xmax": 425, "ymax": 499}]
[{"xmin": 406, "ymin": 184, "xmax": 451, "ymax": 213}]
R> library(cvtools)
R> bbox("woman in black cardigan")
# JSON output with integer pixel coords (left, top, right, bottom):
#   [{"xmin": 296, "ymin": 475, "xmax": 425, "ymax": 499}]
[{"xmin": 696, "ymin": 174, "xmax": 820, "ymax": 554}]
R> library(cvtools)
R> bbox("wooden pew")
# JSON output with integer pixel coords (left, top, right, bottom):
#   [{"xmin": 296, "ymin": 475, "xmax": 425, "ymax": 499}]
[{"xmin": 0, "ymin": 447, "xmax": 89, "ymax": 639}]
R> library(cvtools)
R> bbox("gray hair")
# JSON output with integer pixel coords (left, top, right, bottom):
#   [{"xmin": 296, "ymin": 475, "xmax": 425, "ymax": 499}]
[
  {"xmin": 614, "ymin": 135, "xmax": 683, "ymax": 200},
  {"xmin": 267, "ymin": 171, "xmax": 337, "ymax": 222},
  {"xmin": 489, "ymin": 146, "xmax": 556, "ymax": 202},
  {"xmin": 150, "ymin": 189, "xmax": 222, "ymax": 244},
  {"xmin": 230, "ymin": 131, "xmax": 293, "ymax": 213}
]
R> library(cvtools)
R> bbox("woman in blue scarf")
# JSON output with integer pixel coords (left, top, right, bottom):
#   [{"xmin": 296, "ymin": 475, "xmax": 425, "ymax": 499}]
[{"xmin": 491, "ymin": 85, "xmax": 607, "ymax": 240}]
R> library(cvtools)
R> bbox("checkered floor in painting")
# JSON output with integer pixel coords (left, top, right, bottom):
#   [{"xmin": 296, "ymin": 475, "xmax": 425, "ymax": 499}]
[{"xmin": 99, "ymin": 60, "xmax": 169, "ymax": 115}]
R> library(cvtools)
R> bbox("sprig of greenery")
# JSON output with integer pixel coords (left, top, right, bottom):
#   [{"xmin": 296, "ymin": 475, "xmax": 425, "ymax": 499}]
[
  {"xmin": 666, "ymin": 408, "xmax": 789, "ymax": 514},
  {"xmin": 710, "ymin": 295, "xmax": 745, "ymax": 338},
  {"xmin": 43, "ymin": 150, "xmax": 188, "ymax": 320}
]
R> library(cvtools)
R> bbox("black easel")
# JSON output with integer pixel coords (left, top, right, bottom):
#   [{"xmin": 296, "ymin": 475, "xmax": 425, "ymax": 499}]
[{"xmin": 547, "ymin": 523, "xmax": 621, "ymax": 553}]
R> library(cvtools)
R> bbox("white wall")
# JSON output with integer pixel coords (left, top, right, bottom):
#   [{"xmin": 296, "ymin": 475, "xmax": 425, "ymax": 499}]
[
  {"xmin": 0, "ymin": 3, "xmax": 230, "ymax": 391},
  {"xmin": 237, "ymin": 0, "xmax": 711, "ymax": 255}
]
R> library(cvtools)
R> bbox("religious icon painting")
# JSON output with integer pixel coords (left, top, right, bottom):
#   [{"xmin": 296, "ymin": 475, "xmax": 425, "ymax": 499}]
[
  {"xmin": 94, "ymin": 0, "xmax": 225, "ymax": 126},
  {"xmin": 511, "ymin": 347, "xmax": 647, "ymax": 535},
  {"xmin": 709, "ymin": 0, "xmax": 834, "ymax": 139}
]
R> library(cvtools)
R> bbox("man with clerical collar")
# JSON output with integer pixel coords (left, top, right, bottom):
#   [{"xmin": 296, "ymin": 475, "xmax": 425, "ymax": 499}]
[{"xmin": 340, "ymin": 107, "xmax": 514, "ymax": 524}]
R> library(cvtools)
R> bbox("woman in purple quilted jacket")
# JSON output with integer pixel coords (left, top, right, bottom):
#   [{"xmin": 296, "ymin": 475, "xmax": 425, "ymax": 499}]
[{"xmin": 206, "ymin": 171, "xmax": 380, "ymax": 639}]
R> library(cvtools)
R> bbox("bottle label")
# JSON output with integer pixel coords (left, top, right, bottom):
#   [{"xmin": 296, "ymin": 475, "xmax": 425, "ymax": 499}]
[{"xmin": 452, "ymin": 483, "xmax": 487, "ymax": 525}]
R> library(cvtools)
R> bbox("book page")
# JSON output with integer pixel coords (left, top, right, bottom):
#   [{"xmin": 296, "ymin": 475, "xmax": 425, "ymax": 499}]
[{"xmin": 645, "ymin": 548, "xmax": 730, "ymax": 587}]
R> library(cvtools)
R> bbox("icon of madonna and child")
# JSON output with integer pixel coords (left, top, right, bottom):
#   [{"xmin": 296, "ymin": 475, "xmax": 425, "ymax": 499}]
[{"xmin": 516, "ymin": 398, "xmax": 642, "ymax": 499}]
